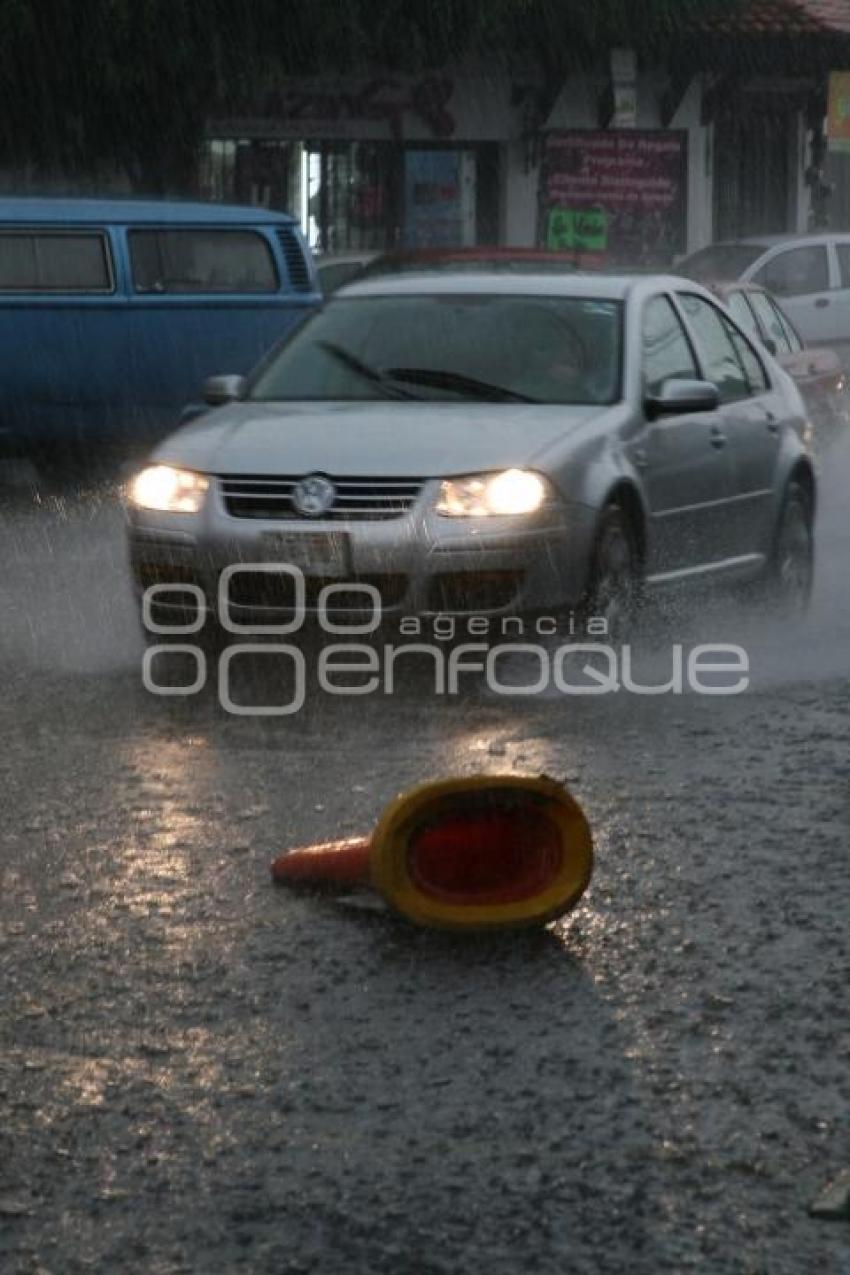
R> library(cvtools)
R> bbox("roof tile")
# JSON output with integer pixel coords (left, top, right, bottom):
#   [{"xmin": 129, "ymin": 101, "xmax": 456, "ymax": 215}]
[{"xmin": 697, "ymin": 0, "xmax": 850, "ymax": 36}]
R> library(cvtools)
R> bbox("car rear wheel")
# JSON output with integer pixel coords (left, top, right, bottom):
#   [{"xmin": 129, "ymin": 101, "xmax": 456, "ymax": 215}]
[
  {"xmin": 764, "ymin": 480, "xmax": 814, "ymax": 615},
  {"xmin": 584, "ymin": 505, "xmax": 640, "ymax": 643}
]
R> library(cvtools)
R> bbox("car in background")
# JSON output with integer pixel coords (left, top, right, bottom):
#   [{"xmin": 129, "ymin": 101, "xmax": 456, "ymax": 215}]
[
  {"xmin": 678, "ymin": 232, "xmax": 850, "ymax": 362},
  {"xmin": 127, "ymin": 271, "xmax": 815, "ymax": 638},
  {"xmin": 360, "ymin": 246, "xmax": 578, "ymax": 279},
  {"xmin": 315, "ymin": 246, "xmax": 579, "ymax": 295},
  {"xmin": 708, "ymin": 280, "xmax": 847, "ymax": 443},
  {"xmin": 315, "ymin": 251, "xmax": 379, "ymax": 295}
]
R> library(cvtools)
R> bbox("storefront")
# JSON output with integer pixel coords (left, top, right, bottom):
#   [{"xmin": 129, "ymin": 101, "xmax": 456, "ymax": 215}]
[
  {"xmin": 202, "ymin": 72, "xmax": 510, "ymax": 253},
  {"xmin": 199, "ymin": 60, "xmax": 715, "ymax": 263}
]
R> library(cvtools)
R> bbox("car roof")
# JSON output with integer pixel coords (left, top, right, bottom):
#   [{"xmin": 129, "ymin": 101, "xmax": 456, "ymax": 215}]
[
  {"xmin": 369, "ymin": 246, "xmax": 579, "ymax": 264},
  {"xmin": 316, "ymin": 251, "xmax": 379, "ymax": 266},
  {"xmin": 0, "ymin": 197, "xmax": 296, "ymax": 225},
  {"xmin": 337, "ymin": 270, "xmax": 695, "ymax": 300},
  {"xmin": 707, "ymin": 279, "xmax": 769, "ymax": 295},
  {"xmin": 712, "ymin": 232, "xmax": 850, "ymax": 248}
]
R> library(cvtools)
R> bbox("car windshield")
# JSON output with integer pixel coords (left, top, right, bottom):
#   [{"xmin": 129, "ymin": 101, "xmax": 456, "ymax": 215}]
[
  {"xmin": 677, "ymin": 243, "xmax": 767, "ymax": 281},
  {"xmin": 248, "ymin": 293, "xmax": 622, "ymax": 406}
]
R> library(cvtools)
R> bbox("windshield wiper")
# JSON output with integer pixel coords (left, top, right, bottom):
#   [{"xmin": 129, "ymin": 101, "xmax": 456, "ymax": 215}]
[
  {"xmin": 384, "ymin": 367, "xmax": 538, "ymax": 403},
  {"xmin": 317, "ymin": 341, "xmax": 418, "ymax": 400}
]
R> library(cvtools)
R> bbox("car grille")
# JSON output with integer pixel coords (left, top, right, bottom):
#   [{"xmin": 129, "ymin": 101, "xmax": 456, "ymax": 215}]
[
  {"xmin": 427, "ymin": 570, "xmax": 523, "ymax": 614},
  {"xmin": 220, "ymin": 475, "xmax": 424, "ymax": 521}
]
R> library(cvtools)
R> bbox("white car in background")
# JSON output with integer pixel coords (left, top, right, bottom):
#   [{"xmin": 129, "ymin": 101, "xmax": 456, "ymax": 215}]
[{"xmin": 679, "ymin": 232, "xmax": 850, "ymax": 361}]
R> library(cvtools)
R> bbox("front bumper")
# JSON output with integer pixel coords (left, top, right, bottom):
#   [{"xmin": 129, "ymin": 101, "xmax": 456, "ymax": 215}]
[{"xmin": 127, "ymin": 477, "xmax": 598, "ymax": 626}]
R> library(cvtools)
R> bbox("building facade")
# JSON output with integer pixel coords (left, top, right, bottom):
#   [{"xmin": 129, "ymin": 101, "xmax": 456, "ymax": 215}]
[{"xmin": 197, "ymin": 1, "xmax": 850, "ymax": 264}]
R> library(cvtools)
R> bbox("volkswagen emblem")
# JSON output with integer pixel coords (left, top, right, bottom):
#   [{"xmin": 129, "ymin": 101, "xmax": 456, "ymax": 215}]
[{"xmin": 292, "ymin": 474, "xmax": 335, "ymax": 517}]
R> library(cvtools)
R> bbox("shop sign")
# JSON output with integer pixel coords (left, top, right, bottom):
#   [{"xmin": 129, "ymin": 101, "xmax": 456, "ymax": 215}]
[
  {"xmin": 539, "ymin": 129, "xmax": 687, "ymax": 266},
  {"xmin": 212, "ymin": 76, "xmax": 455, "ymax": 141}
]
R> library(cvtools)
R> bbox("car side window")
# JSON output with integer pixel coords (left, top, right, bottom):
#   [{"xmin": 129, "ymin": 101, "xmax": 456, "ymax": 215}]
[
  {"xmin": 727, "ymin": 291, "xmax": 762, "ymax": 344},
  {"xmin": 835, "ymin": 242, "xmax": 850, "ymax": 288},
  {"xmin": 677, "ymin": 293, "xmax": 751, "ymax": 402},
  {"xmin": 770, "ymin": 298, "xmax": 803, "ymax": 353},
  {"xmin": 722, "ymin": 315, "xmax": 769, "ymax": 393},
  {"xmin": 641, "ymin": 295, "xmax": 699, "ymax": 397},
  {"xmin": 748, "ymin": 291, "xmax": 792, "ymax": 354},
  {"xmin": 752, "ymin": 245, "xmax": 829, "ymax": 298}
]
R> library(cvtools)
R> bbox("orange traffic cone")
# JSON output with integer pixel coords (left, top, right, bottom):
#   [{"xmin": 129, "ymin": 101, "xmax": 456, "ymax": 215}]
[{"xmin": 271, "ymin": 775, "xmax": 593, "ymax": 930}]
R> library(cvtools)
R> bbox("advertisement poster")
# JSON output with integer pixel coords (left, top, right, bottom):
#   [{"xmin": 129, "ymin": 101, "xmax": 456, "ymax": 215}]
[
  {"xmin": 403, "ymin": 149, "xmax": 475, "ymax": 247},
  {"xmin": 539, "ymin": 129, "xmax": 688, "ymax": 267},
  {"xmin": 827, "ymin": 71, "xmax": 850, "ymax": 153}
]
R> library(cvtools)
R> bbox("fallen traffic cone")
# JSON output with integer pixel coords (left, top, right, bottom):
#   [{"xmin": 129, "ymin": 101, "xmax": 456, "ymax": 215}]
[{"xmin": 271, "ymin": 775, "xmax": 593, "ymax": 930}]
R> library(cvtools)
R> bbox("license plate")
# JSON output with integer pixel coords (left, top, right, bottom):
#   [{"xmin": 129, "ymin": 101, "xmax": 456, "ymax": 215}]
[{"xmin": 261, "ymin": 531, "xmax": 350, "ymax": 577}]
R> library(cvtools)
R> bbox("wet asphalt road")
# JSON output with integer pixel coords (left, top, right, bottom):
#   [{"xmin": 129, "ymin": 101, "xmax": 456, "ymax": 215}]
[{"xmin": 1, "ymin": 447, "xmax": 849, "ymax": 1274}]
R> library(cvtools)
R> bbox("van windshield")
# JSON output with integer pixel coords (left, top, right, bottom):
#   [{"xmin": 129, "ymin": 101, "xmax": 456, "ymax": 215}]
[{"xmin": 248, "ymin": 294, "xmax": 622, "ymax": 406}]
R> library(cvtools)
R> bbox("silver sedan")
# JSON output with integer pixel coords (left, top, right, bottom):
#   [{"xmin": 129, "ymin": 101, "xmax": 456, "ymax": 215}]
[{"xmin": 126, "ymin": 271, "xmax": 816, "ymax": 636}]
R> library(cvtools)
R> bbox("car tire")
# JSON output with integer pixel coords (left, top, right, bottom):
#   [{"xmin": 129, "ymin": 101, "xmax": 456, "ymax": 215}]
[
  {"xmin": 583, "ymin": 504, "xmax": 640, "ymax": 643},
  {"xmin": 762, "ymin": 479, "xmax": 814, "ymax": 615}
]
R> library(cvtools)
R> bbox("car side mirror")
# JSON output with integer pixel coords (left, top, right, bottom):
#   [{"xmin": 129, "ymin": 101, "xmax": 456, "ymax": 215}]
[
  {"xmin": 203, "ymin": 374, "xmax": 245, "ymax": 406},
  {"xmin": 646, "ymin": 378, "xmax": 720, "ymax": 418},
  {"xmin": 762, "ymin": 337, "xmax": 778, "ymax": 357}
]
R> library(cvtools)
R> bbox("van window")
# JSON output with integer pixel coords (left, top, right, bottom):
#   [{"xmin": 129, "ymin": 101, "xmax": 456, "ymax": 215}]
[
  {"xmin": 129, "ymin": 229, "xmax": 278, "ymax": 294},
  {"xmin": 0, "ymin": 231, "xmax": 113, "ymax": 292}
]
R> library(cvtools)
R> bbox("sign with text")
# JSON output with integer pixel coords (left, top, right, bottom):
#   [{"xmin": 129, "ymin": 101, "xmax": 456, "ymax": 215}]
[
  {"xmin": 827, "ymin": 72, "xmax": 850, "ymax": 153},
  {"xmin": 539, "ymin": 129, "xmax": 687, "ymax": 267},
  {"xmin": 209, "ymin": 76, "xmax": 456, "ymax": 141}
]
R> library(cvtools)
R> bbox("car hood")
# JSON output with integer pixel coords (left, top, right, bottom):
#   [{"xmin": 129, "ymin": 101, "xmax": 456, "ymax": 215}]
[{"xmin": 153, "ymin": 400, "xmax": 610, "ymax": 476}]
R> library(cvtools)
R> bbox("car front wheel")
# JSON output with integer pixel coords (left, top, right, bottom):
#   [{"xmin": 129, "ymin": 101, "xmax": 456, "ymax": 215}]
[
  {"xmin": 764, "ymin": 480, "xmax": 814, "ymax": 615},
  {"xmin": 584, "ymin": 505, "xmax": 640, "ymax": 643}
]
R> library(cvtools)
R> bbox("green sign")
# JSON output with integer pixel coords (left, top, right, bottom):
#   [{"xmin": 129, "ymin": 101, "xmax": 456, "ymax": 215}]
[{"xmin": 546, "ymin": 207, "xmax": 607, "ymax": 252}]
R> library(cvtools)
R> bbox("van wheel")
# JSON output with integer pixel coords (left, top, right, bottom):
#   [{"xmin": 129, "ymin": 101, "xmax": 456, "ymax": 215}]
[
  {"xmin": 584, "ymin": 505, "xmax": 640, "ymax": 643},
  {"xmin": 763, "ymin": 480, "xmax": 814, "ymax": 615}
]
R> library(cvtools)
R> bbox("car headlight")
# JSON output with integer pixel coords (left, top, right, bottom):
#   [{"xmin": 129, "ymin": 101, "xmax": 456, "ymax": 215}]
[
  {"xmin": 129, "ymin": 465, "xmax": 209, "ymax": 514},
  {"xmin": 436, "ymin": 469, "xmax": 549, "ymax": 517}
]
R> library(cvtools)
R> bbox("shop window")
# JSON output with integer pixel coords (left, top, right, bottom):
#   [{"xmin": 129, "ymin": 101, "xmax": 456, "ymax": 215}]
[{"xmin": 200, "ymin": 139, "xmax": 301, "ymax": 217}]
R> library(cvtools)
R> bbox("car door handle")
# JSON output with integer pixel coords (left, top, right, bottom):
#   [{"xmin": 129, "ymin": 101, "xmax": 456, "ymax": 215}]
[
  {"xmin": 765, "ymin": 411, "xmax": 779, "ymax": 433},
  {"xmin": 633, "ymin": 447, "xmax": 648, "ymax": 469},
  {"xmin": 709, "ymin": 426, "xmax": 727, "ymax": 448},
  {"xmin": 815, "ymin": 297, "xmax": 830, "ymax": 308}
]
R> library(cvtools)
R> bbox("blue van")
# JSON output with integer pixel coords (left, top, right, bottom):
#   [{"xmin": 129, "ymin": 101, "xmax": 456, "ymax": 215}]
[{"xmin": 0, "ymin": 197, "xmax": 319, "ymax": 459}]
